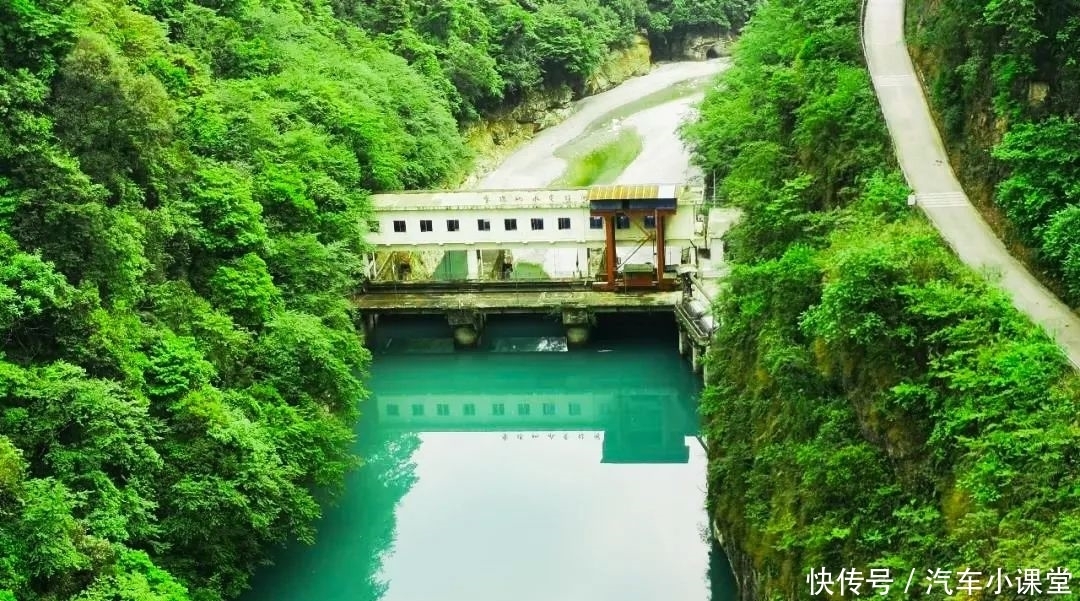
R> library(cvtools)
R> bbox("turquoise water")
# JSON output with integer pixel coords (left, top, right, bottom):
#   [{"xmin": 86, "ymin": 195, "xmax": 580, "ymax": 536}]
[{"xmin": 242, "ymin": 315, "xmax": 736, "ymax": 601}]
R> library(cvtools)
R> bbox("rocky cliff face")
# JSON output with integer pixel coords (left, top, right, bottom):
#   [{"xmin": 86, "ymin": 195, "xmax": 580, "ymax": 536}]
[
  {"xmin": 671, "ymin": 33, "xmax": 735, "ymax": 60},
  {"xmin": 584, "ymin": 34, "xmax": 653, "ymax": 95},
  {"xmin": 713, "ymin": 519, "xmax": 763, "ymax": 601},
  {"xmin": 650, "ymin": 28, "xmax": 735, "ymax": 61},
  {"xmin": 459, "ymin": 34, "xmax": 653, "ymax": 187},
  {"xmin": 458, "ymin": 85, "xmax": 573, "ymax": 187}
]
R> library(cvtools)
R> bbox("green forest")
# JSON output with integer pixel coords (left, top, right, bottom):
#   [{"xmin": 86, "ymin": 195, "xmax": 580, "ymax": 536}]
[
  {"xmin": 0, "ymin": 0, "xmax": 747, "ymax": 600},
  {"xmin": 907, "ymin": 0, "xmax": 1080, "ymax": 307},
  {"xmin": 684, "ymin": 0, "xmax": 1080, "ymax": 597},
  {"xmin": 10, "ymin": 0, "xmax": 1080, "ymax": 597}
]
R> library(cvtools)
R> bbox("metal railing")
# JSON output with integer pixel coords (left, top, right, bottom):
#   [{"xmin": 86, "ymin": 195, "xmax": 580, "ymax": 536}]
[{"xmin": 674, "ymin": 302, "xmax": 712, "ymax": 344}]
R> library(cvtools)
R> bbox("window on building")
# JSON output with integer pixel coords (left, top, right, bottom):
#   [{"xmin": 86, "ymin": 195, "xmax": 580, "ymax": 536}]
[
  {"xmin": 643, "ymin": 214, "xmax": 656, "ymax": 229},
  {"xmin": 464, "ymin": 403, "xmax": 476, "ymax": 416},
  {"xmin": 447, "ymin": 219, "xmax": 460, "ymax": 232},
  {"xmin": 531, "ymin": 218, "xmax": 544, "ymax": 230},
  {"xmin": 558, "ymin": 217, "xmax": 571, "ymax": 230},
  {"xmin": 517, "ymin": 403, "xmax": 531, "ymax": 416},
  {"xmin": 369, "ymin": 220, "xmax": 380, "ymax": 233},
  {"xmin": 385, "ymin": 404, "xmax": 399, "ymax": 416},
  {"xmin": 542, "ymin": 403, "xmax": 556, "ymax": 416},
  {"xmin": 478, "ymin": 219, "xmax": 491, "ymax": 231},
  {"xmin": 504, "ymin": 218, "xmax": 518, "ymax": 231},
  {"xmin": 393, "ymin": 220, "xmax": 407, "ymax": 233},
  {"xmin": 436, "ymin": 403, "xmax": 450, "ymax": 416},
  {"xmin": 615, "ymin": 214, "xmax": 630, "ymax": 229},
  {"xmin": 420, "ymin": 220, "xmax": 433, "ymax": 232},
  {"xmin": 492, "ymin": 403, "xmax": 505, "ymax": 416},
  {"xmin": 411, "ymin": 404, "xmax": 425, "ymax": 416},
  {"xmin": 568, "ymin": 403, "xmax": 581, "ymax": 416},
  {"xmin": 589, "ymin": 216, "xmax": 604, "ymax": 229}
]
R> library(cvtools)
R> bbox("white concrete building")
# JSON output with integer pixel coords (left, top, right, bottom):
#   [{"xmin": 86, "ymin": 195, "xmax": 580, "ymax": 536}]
[
  {"xmin": 364, "ymin": 183, "xmax": 744, "ymax": 292},
  {"xmin": 366, "ymin": 185, "xmax": 700, "ymax": 250},
  {"xmin": 366, "ymin": 184, "xmax": 705, "ymax": 283}
]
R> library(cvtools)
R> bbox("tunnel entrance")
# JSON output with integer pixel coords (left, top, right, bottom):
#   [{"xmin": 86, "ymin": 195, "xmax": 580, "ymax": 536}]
[{"xmin": 705, "ymin": 46, "xmax": 721, "ymax": 59}]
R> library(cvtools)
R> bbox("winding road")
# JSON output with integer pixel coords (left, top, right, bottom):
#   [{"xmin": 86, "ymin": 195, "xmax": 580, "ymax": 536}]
[
  {"xmin": 478, "ymin": 59, "xmax": 730, "ymax": 189},
  {"xmin": 863, "ymin": 0, "xmax": 1080, "ymax": 369}
]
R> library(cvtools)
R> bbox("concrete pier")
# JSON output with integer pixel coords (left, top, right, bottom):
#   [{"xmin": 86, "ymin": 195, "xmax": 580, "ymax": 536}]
[
  {"xmin": 690, "ymin": 344, "xmax": 702, "ymax": 374},
  {"xmin": 562, "ymin": 308, "xmax": 595, "ymax": 346},
  {"xmin": 447, "ymin": 309, "xmax": 484, "ymax": 348},
  {"xmin": 357, "ymin": 264, "xmax": 721, "ymax": 380},
  {"xmin": 673, "ymin": 286, "xmax": 716, "ymax": 380},
  {"xmin": 453, "ymin": 326, "xmax": 479, "ymax": 346},
  {"xmin": 362, "ymin": 313, "xmax": 379, "ymax": 348}
]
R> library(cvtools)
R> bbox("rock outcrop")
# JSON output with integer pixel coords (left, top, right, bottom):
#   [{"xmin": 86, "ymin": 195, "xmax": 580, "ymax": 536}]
[
  {"xmin": 671, "ymin": 33, "xmax": 734, "ymax": 60},
  {"xmin": 585, "ymin": 34, "xmax": 653, "ymax": 95},
  {"xmin": 713, "ymin": 520, "xmax": 764, "ymax": 601},
  {"xmin": 460, "ymin": 34, "xmax": 653, "ymax": 187}
]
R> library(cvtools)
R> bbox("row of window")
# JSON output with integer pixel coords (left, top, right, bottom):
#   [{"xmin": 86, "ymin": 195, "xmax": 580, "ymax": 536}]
[
  {"xmin": 385, "ymin": 402, "xmax": 583, "ymax": 417},
  {"xmin": 386, "ymin": 215, "xmax": 655, "ymax": 234}
]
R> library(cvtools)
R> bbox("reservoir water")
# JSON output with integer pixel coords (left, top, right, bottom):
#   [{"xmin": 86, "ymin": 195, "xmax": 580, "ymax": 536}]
[{"xmin": 242, "ymin": 315, "xmax": 736, "ymax": 601}]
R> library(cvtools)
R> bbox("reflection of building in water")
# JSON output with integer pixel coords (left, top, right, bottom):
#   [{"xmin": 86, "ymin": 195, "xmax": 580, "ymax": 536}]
[
  {"xmin": 601, "ymin": 394, "xmax": 691, "ymax": 463},
  {"xmin": 375, "ymin": 388, "xmax": 694, "ymax": 464}
]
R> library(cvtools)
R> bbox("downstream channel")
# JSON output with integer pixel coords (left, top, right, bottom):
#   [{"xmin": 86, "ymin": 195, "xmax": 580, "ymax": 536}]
[{"xmin": 243, "ymin": 316, "xmax": 736, "ymax": 600}]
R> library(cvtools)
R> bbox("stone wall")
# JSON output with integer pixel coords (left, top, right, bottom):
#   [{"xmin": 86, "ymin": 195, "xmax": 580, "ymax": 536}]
[{"xmin": 458, "ymin": 85, "xmax": 575, "ymax": 188}]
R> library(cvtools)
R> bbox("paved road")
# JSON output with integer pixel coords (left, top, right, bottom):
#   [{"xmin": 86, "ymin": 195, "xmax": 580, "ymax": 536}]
[
  {"xmin": 478, "ymin": 59, "xmax": 730, "ymax": 189},
  {"xmin": 614, "ymin": 93, "xmax": 704, "ymax": 184},
  {"xmin": 863, "ymin": 0, "xmax": 1080, "ymax": 369}
]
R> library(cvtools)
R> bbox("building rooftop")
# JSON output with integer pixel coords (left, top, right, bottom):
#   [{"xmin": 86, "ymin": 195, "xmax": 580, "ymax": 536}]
[
  {"xmin": 372, "ymin": 184, "xmax": 691, "ymax": 212},
  {"xmin": 585, "ymin": 184, "xmax": 679, "ymax": 202}
]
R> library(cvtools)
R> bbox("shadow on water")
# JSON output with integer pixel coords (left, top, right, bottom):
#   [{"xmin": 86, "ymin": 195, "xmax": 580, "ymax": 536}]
[
  {"xmin": 240, "ymin": 411, "xmax": 421, "ymax": 601},
  {"xmin": 242, "ymin": 313, "xmax": 738, "ymax": 601},
  {"xmin": 709, "ymin": 540, "xmax": 739, "ymax": 600}
]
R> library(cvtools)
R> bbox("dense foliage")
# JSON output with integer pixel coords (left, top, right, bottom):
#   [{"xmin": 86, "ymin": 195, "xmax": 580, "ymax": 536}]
[
  {"xmin": 907, "ymin": 0, "xmax": 1080, "ymax": 306},
  {"xmin": 0, "ymin": 0, "xmax": 384, "ymax": 598},
  {"xmin": 684, "ymin": 0, "xmax": 1080, "ymax": 597},
  {"xmin": 0, "ymin": 0, "xmax": 757, "ymax": 599},
  {"xmin": 645, "ymin": 0, "xmax": 755, "ymax": 56},
  {"xmin": 332, "ymin": 0, "xmax": 755, "ymax": 118}
]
